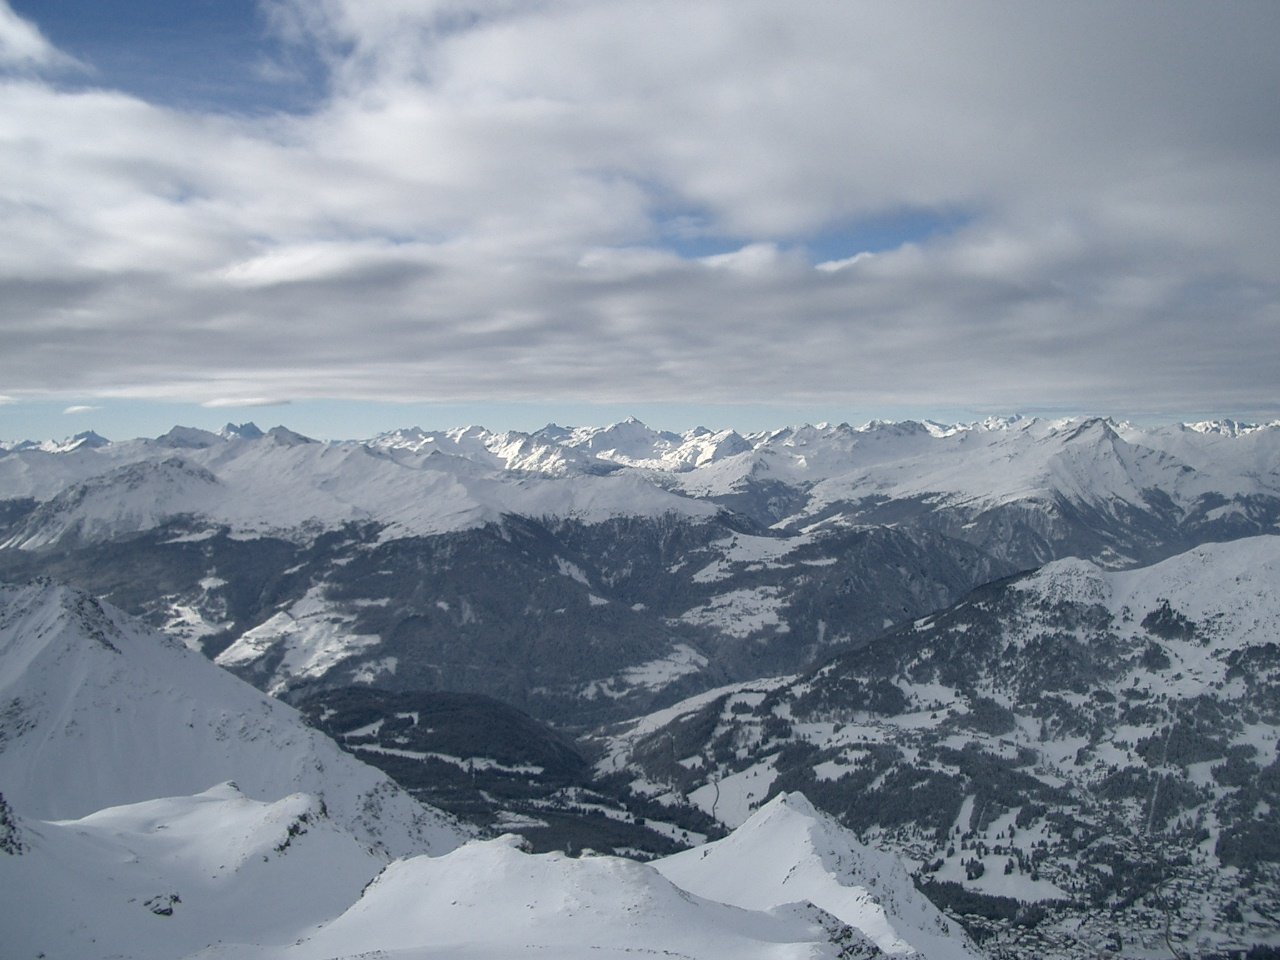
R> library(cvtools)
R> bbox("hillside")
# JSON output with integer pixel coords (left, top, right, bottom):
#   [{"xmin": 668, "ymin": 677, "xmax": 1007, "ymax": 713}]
[{"xmin": 593, "ymin": 535, "xmax": 1280, "ymax": 956}]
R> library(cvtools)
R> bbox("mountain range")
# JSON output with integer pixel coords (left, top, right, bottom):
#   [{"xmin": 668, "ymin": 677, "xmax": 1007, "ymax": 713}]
[
  {"xmin": 0, "ymin": 580, "xmax": 969, "ymax": 959},
  {"xmin": 2, "ymin": 415, "xmax": 1278, "ymax": 725},
  {"xmin": 2, "ymin": 415, "xmax": 1279, "ymax": 958}
]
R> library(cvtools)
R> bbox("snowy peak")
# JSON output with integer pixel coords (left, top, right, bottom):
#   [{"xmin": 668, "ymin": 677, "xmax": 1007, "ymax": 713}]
[
  {"xmin": 65, "ymin": 429, "xmax": 110, "ymax": 450},
  {"xmin": 3, "ymin": 413, "xmax": 1280, "ymax": 565},
  {"xmin": 0, "ymin": 421, "xmax": 723, "ymax": 546},
  {"xmin": 0, "ymin": 580, "xmax": 138, "ymax": 687},
  {"xmin": 73, "ymin": 782, "xmax": 338, "ymax": 876},
  {"xmin": 656, "ymin": 791, "xmax": 980, "ymax": 960},
  {"xmin": 370, "ymin": 424, "xmax": 607, "ymax": 475},
  {"xmin": 0, "ymin": 783, "xmax": 390, "ymax": 960},
  {"xmin": 530, "ymin": 421, "xmax": 575, "ymax": 444},
  {"xmin": 0, "ymin": 770, "xmax": 882, "ymax": 960},
  {"xmin": 1, "ymin": 456, "xmax": 222, "ymax": 549},
  {"xmin": 265, "ymin": 424, "xmax": 317, "ymax": 445},
  {"xmin": 539, "ymin": 419, "xmax": 755, "ymax": 471},
  {"xmin": 857, "ymin": 418, "xmax": 935, "ymax": 438},
  {"xmin": 8, "ymin": 429, "xmax": 111, "ymax": 454},
  {"xmin": 1182, "ymin": 418, "xmax": 1276, "ymax": 437},
  {"xmin": 766, "ymin": 421, "xmax": 855, "ymax": 446},
  {"xmin": 219, "ymin": 421, "xmax": 264, "ymax": 440},
  {"xmin": 1011, "ymin": 534, "xmax": 1280, "ymax": 643},
  {"xmin": 673, "ymin": 427, "xmax": 754, "ymax": 467},
  {"xmin": 156, "ymin": 425, "xmax": 223, "ymax": 449},
  {"xmin": 560, "ymin": 416, "xmax": 685, "ymax": 464},
  {"xmin": 0, "ymin": 579, "xmax": 466, "ymax": 855},
  {"xmin": 1061, "ymin": 415, "xmax": 1121, "ymax": 444},
  {"xmin": 974, "ymin": 414, "xmax": 1031, "ymax": 431},
  {"xmin": 265, "ymin": 830, "xmax": 864, "ymax": 960}
]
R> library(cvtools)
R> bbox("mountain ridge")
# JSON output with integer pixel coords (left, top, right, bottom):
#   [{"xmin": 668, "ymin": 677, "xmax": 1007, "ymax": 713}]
[
  {"xmin": 0, "ymin": 578, "xmax": 467, "ymax": 856},
  {"xmin": 3, "ymin": 412, "xmax": 1279, "ymax": 727},
  {"xmin": 594, "ymin": 534, "xmax": 1280, "ymax": 957}
]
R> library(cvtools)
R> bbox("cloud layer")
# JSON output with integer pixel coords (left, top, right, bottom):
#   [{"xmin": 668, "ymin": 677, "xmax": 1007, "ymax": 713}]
[{"xmin": 2, "ymin": 0, "xmax": 1278, "ymax": 417}]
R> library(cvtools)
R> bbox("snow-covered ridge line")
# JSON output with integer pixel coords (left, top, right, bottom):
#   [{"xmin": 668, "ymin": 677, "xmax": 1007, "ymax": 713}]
[
  {"xmin": 10, "ymin": 414, "xmax": 1280, "ymax": 454},
  {"xmin": 3, "ymin": 785, "xmax": 975, "ymax": 960},
  {"xmin": 3, "ymin": 413, "xmax": 1280, "ymax": 552},
  {"xmin": 0, "ymin": 579, "xmax": 467, "ymax": 857},
  {"xmin": 0, "ymin": 419, "xmax": 725, "ymax": 546}
]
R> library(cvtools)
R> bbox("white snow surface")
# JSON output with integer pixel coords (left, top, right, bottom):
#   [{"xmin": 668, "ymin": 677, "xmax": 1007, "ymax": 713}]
[
  {"xmin": 195, "ymin": 832, "xmax": 864, "ymax": 960},
  {"xmin": 2, "ymin": 788, "xmax": 957, "ymax": 960},
  {"xmin": 688, "ymin": 757, "xmax": 780, "ymax": 826},
  {"xmin": 0, "ymin": 580, "xmax": 465, "ymax": 857},
  {"xmin": 0, "ymin": 783, "xmax": 388, "ymax": 960},
  {"xmin": 215, "ymin": 585, "xmax": 382, "ymax": 695},
  {"xmin": 581, "ymin": 642, "xmax": 709, "ymax": 700},
  {"xmin": 679, "ymin": 585, "xmax": 790, "ymax": 638},
  {"xmin": 656, "ymin": 793, "xmax": 981, "ymax": 960}
]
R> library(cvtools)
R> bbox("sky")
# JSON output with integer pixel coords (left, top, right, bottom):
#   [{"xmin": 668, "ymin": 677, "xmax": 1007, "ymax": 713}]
[{"xmin": 1, "ymin": 0, "xmax": 1279, "ymax": 442}]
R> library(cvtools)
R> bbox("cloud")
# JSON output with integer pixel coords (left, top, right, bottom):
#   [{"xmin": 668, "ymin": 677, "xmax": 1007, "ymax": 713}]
[
  {"xmin": 62, "ymin": 405, "xmax": 100, "ymax": 414},
  {"xmin": 0, "ymin": 1, "xmax": 1278, "ymax": 419},
  {"xmin": 201, "ymin": 398, "xmax": 292, "ymax": 409},
  {"xmin": 0, "ymin": 2, "xmax": 81, "ymax": 71}
]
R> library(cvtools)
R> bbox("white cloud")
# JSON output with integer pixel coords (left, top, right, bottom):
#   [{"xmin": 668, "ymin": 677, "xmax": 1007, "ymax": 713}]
[
  {"xmin": 0, "ymin": 2, "xmax": 79, "ymax": 71},
  {"xmin": 698, "ymin": 244, "xmax": 794, "ymax": 275},
  {"xmin": 0, "ymin": 0, "xmax": 1278, "ymax": 419},
  {"xmin": 62, "ymin": 405, "xmax": 100, "ymax": 414},
  {"xmin": 201, "ymin": 398, "xmax": 291, "ymax": 409}
]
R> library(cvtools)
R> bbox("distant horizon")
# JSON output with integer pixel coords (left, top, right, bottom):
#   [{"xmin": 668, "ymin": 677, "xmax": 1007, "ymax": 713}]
[{"xmin": 3, "ymin": 397, "xmax": 1276, "ymax": 446}]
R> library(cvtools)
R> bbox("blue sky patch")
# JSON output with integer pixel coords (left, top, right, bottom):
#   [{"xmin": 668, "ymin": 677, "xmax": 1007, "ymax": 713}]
[{"xmin": 10, "ymin": 0, "xmax": 326, "ymax": 114}]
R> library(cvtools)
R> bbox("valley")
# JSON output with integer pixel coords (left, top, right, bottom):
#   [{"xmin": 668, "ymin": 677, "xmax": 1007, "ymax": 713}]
[{"xmin": 2, "ymin": 415, "xmax": 1279, "ymax": 958}]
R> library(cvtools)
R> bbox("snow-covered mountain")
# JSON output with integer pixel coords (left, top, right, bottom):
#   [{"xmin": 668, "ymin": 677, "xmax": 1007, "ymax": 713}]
[
  {"xmin": 3, "ymin": 415, "xmax": 1279, "ymax": 556},
  {"xmin": 656, "ymin": 793, "xmax": 980, "ymax": 960},
  {"xmin": 0, "ymin": 581, "xmax": 967, "ymax": 960},
  {"xmin": 596, "ymin": 535, "xmax": 1280, "ymax": 957},
  {"xmin": 0, "ymin": 579, "xmax": 465, "ymax": 856},
  {"xmin": 6, "ymin": 429, "xmax": 111, "ymax": 454},
  {"xmin": 0, "ymin": 784, "xmax": 389, "ymax": 960},
  {"xmin": 3, "ymin": 416, "xmax": 1279, "ymax": 958},
  {"xmin": 2, "ymin": 414, "xmax": 1278, "ymax": 726},
  {"xmin": 199, "ymin": 832, "xmax": 872, "ymax": 960},
  {"xmin": 0, "ymin": 420, "xmax": 722, "ymax": 547},
  {"xmin": 2, "ymin": 781, "xmax": 974, "ymax": 960}
]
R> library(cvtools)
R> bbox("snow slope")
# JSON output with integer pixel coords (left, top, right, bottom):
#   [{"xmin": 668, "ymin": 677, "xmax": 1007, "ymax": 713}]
[
  {"xmin": 197, "ymin": 832, "xmax": 872, "ymax": 960},
  {"xmin": 2, "ymin": 787, "xmax": 919, "ymax": 960},
  {"xmin": 0, "ymin": 580, "xmax": 465, "ymax": 857},
  {"xmin": 656, "ymin": 793, "xmax": 980, "ymax": 960},
  {"xmin": 0, "ymin": 784, "xmax": 387, "ymax": 960},
  {"xmin": 682, "ymin": 416, "xmax": 1252, "ymax": 518}
]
